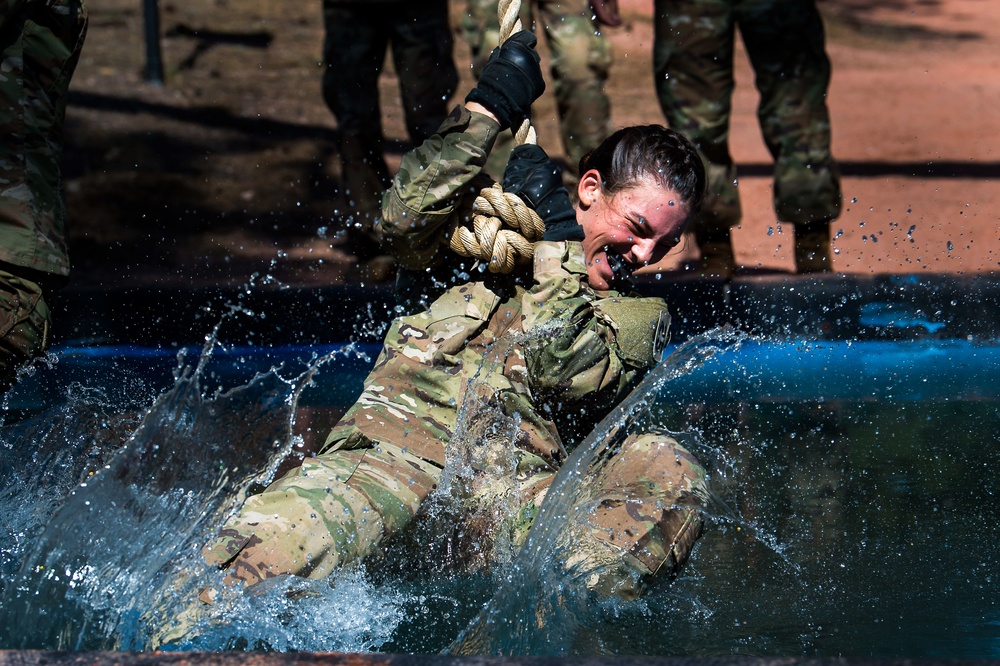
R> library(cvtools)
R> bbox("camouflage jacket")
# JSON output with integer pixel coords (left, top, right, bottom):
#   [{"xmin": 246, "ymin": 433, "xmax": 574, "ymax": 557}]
[
  {"xmin": 323, "ymin": 106, "xmax": 669, "ymax": 473},
  {"xmin": 0, "ymin": 0, "xmax": 87, "ymax": 278}
]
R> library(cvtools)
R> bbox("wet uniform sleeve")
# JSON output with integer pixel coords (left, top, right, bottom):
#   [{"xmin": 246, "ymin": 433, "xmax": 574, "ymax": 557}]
[
  {"xmin": 520, "ymin": 244, "xmax": 670, "ymax": 445},
  {"xmin": 525, "ymin": 296, "xmax": 641, "ymax": 405},
  {"xmin": 377, "ymin": 105, "xmax": 502, "ymax": 270}
]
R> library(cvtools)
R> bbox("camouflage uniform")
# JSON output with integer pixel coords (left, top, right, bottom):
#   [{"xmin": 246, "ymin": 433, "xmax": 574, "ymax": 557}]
[
  {"xmin": 322, "ymin": 0, "xmax": 458, "ymax": 257},
  {"xmin": 0, "ymin": 0, "xmax": 87, "ymax": 389},
  {"xmin": 204, "ymin": 107, "xmax": 706, "ymax": 597},
  {"xmin": 653, "ymin": 0, "xmax": 841, "ymax": 273},
  {"xmin": 463, "ymin": 0, "xmax": 613, "ymax": 176}
]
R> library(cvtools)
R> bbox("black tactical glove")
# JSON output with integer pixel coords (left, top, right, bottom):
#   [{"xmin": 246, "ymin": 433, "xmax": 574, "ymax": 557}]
[
  {"xmin": 466, "ymin": 31, "xmax": 545, "ymax": 131},
  {"xmin": 502, "ymin": 144, "xmax": 583, "ymax": 242}
]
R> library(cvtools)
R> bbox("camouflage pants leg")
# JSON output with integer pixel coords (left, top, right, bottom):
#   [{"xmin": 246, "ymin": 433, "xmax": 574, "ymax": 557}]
[
  {"xmin": 515, "ymin": 432, "xmax": 707, "ymax": 599},
  {"xmin": 653, "ymin": 0, "xmax": 742, "ymax": 246},
  {"xmin": 736, "ymin": 0, "xmax": 840, "ymax": 227},
  {"xmin": 322, "ymin": 3, "xmax": 392, "ymax": 238},
  {"xmin": 385, "ymin": 0, "xmax": 458, "ymax": 143},
  {"xmin": 0, "ymin": 270, "xmax": 51, "ymax": 392},
  {"xmin": 322, "ymin": 1, "xmax": 456, "ymax": 243},
  {"xmin": 203, "ymin": 441, "xmax": 441, "ymax": 587},
  {"xmin": 535, "ymin": 0, "xmax": 613, "ymax": 172}
]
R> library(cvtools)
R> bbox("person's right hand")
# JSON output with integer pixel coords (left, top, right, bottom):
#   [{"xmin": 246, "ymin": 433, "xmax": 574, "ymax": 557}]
[
  {"xmin": 465, "ymin": 31, "xmax": 545, "ymax": 131},
  {"xmin": 502, "ymin": 144, "xmax": 582, "ymax": 241}
]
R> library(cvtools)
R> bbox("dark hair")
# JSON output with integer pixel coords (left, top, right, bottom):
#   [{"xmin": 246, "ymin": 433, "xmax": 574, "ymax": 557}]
[{"xmin": 579, "ymin": 125, "xmax": 706, "ymax": 215}]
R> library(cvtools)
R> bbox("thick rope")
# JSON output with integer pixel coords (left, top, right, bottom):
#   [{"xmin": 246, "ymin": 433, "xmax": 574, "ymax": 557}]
[{"xmin": 448, "ymin": 0, "xmax": 543, "ymax": 272}]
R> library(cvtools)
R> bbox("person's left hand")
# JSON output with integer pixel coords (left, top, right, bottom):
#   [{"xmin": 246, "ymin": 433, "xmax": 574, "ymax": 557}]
[{"xmin": 502, "ymin": 144, "xmax": 582, "ymax": 241}]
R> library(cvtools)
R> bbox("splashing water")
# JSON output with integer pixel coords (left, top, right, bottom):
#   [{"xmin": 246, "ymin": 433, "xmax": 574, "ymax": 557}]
[
  {"xmin": 0, "ymin": 326, "xmax": 402, "ymax": 650},
  {"xmin": 0, "ymin": 314, "xmax": 756, "ymax": 653},
  {"xmin": 448, "ymin": 326, "xmax": 750, "ymax": 656},
  {"xmin": 5, "ymin": 312, "xmax": 994, "ymax": 656}
]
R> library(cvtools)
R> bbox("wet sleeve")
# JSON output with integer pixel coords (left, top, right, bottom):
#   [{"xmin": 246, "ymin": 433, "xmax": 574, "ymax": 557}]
[
  {"xmin": 525, "ymin": 297, "xmax": 650, "ymax": 407},
  {"xmin": 377, "ymin": 105, "xmax": 502, "ymax": 270},
  {"xmin": 520, "ymin": 244, "xmax": 667, "ymax": 406}
]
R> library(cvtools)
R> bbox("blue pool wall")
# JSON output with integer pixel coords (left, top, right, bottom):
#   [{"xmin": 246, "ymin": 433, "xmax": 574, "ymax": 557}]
[{"xmin": 16, "ymin": 273, "xmax": 1000, "ymax": 410}]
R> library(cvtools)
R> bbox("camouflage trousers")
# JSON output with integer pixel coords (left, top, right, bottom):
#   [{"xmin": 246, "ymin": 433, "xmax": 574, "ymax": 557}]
[
  {"xmin": 322, "ymin": 0, "xmax": 458, "ymax": 245},
  {"xmin": 0, "ymin": 268, "xmax": 52, "ymax": 392},
  {"xmin": 0, "ymin": 0, "xmax": 87, "ymax": 278},
  {"xmin": 653, "ymin": 0, "xmax": 841, "ymax": 244},
  {"xmin": 204, "ymin": 431, "xmax": 706, "ymax": 599},
  {"xmin": 463, "ymin": 0, "xmax": 613, "ymax": 177}
]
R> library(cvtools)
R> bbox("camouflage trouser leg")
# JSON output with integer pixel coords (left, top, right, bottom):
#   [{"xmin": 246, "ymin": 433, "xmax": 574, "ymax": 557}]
[
  {"xmin": 737, "ymin": 0, "xmax": 840, "ymax": 227},
  {"xmin": 322, "ymin": 1, "xmax": 456, "ymax": 242},
  {"xmin": 654, "ymin": 0, "xmax": 741, "ymax": 245},
  {"xmin": 463, "ymin": 0, "xmax": 612, "ymax": 176},
  {"xmin": 655, "ymin": 0, "xmax": 840, "ymax": 240},
  {"xmin": 536, "ymin": 0, "xmax": 613, "ymax": 172},
  {"xmin": 203, "ymin": 441, "xmax": 441, "ymax": 587},
  {"xmin": 514, "ymin": 432, "xmax": 707, "ymax": 599},
  {"xmin": 388, "ymin": 0, "xmax": 458, "ymax": 143},
  {"xmin": 0, "ymin": 270, "xmax": 51, "ymax": 393},
  {"xmin": 322, "ymin": 3, "xmax": 392, "ymax": 237}
]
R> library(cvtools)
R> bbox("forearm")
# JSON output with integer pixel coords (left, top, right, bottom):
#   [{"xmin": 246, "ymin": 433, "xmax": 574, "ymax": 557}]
[{"xmin": 377, "ymin": 105, "xmax": 501, "ymax": 269}]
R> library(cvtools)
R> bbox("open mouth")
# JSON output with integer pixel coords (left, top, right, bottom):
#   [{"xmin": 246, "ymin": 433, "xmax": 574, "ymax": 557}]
[{"xmin": 604, "ymin": 248, "xmax": 635, "ymax": 292}]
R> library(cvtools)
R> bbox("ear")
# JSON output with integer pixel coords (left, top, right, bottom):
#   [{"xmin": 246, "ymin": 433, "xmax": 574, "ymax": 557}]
[{"xmin": 577, "ymin": 169, "xmax": 603, "ymax": 208}]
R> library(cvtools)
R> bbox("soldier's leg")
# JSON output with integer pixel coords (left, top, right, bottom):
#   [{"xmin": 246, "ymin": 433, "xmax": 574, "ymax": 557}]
[
  {"xmin": 0, "ymin": 270, "xmax": 51, "ymax": 392},
  {"xmin": 390, "ymin": 0, "xmax": 458, "ymax": 144},
  {"xmin": 653, "ymin": 0, "xmax": 741, "ymax": 276},
  {"xmin": 510, "ymin": 433, "xmax": 706, "ymax": 600},
  {"xmin": 203, "ymin": 441, "xmax": 441, "ymax": 587},
  {"xmin": 568, "ymin": 432, "xmax": 707, "ymax": 599},
  {"xmin": 737, "ymin": 0, "xmax": 841, "ymax": 272},
  {"xmin": 536, "ymin": 0, "xmax": 613, "ymax": 172},
  {"xmin": 321, "ymin": 2, "xmax": 392, "ymax": 259}
]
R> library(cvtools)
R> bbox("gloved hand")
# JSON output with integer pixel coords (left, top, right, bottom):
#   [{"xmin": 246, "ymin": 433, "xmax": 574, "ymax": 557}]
[
  {"xmin": 465, "ymin": 31, "xmax": 545, "ymax": 131},
  {"xmin": 502, "ymin": 144, "xmax": 582, "ymax": 241}
]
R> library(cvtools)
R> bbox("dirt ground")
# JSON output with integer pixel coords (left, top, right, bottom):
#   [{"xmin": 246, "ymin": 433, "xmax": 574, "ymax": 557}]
[{"xmin": 62, "ymin": 0, "xmax": 1000, "ymax": 289}]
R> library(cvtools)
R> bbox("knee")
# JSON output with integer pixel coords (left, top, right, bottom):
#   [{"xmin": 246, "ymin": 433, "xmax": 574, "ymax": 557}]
[{"xmin": 568, "ymin": 503, "xmax": 705, "ymax": 600}]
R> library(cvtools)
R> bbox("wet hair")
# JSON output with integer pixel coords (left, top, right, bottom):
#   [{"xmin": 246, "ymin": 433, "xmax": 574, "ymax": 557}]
[{"xmin": 578, "ymin": 125, "xmax": 706, "ymax": 216}]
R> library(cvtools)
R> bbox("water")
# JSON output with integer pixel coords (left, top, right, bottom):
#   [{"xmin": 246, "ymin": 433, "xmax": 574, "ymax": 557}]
[{"xmin": 1, "ymin": 327, "xmax": 998, "ymax": 656}]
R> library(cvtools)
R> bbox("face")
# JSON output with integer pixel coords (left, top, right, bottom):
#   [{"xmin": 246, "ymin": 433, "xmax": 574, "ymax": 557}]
[{"xmin": 575, "ymin": 170, "xmax": 690, "ymax": 290}]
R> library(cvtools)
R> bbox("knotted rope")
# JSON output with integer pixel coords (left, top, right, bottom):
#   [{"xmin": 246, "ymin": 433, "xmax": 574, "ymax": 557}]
[{"xmin": 447, "ymin": 0, "xmax": 545, "ymax": 273}]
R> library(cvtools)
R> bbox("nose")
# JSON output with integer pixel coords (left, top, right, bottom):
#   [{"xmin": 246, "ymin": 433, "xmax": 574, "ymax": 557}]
[{"xmin": 630, "ymin": 238, "xmax": 658, "ymax": 266}]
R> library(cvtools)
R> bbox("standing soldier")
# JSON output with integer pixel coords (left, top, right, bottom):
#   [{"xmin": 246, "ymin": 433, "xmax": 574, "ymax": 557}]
[
  {"xmin": 0, "ymin": 0, "xmax": 88, "ymax": 391},
  {"xmin": 321, "ymin": 0, "xmax": 458, "ymax": 270},
  {"xmin": 463, "ymin": 0, "xmax": 619, "ymax": 177},
  {"xmin": 654, "ymin": 0, "xmax": 842, "ymax": 275}
]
